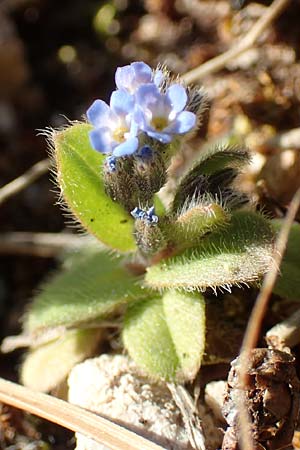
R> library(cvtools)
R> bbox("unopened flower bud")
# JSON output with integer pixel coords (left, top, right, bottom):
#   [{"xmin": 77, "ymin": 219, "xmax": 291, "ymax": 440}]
[
  {"xmin": 131, "ymin": 207, "xmax": 166, "ymax": 255},
  {"xmin": 133, "ymin": 146, "xmax": 166, "ymax": 204},
  {"xmin": 103, "ymin": 157, "xmax": 138, "ymax": 211},
  {"xmin": 170, "ymin": 197, "xmax": 230, "ymax": 250}
]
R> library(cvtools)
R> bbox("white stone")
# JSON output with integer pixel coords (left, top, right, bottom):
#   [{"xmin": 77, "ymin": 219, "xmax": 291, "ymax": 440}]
[
  {"xmin": 205, "ymin": 380, "xmax": 227, "ymax": 423},
  {"xmin": 68, "ymin": 355, "xmax": 223, "ymax": 450},
  {"xmin": 68, "ymin": 355, "xmax": 192, "ymax": 450}
]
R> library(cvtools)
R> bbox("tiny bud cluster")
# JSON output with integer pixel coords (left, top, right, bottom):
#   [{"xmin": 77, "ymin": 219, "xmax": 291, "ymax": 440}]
[{"xmin": 131, "ymin": 206, "xmax": 158, "ymax": 224}]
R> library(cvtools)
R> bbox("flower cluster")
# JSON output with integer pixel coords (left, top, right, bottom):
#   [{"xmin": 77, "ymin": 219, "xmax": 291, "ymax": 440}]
[
  {"xmin": 131, "ymin": 206, "xmax": 158, "ymax": 224},
  {"xmin": 87, "ymin": 62, "xmax": 197, "ymax": 161}
]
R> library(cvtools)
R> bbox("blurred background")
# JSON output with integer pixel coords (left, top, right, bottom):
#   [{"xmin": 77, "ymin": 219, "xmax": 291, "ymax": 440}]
[{"xmin": 0, "ymin": 0, "xmax": 300, "ymax": 447}]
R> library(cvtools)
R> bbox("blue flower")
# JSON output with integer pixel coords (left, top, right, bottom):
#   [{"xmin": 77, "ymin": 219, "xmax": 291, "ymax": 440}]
[
  {"xmin": 105, "ymin": 155, "xmax": 117, "ymax": 172},
  {"xmin": 131, "ymin": 206, "xmax": 158, "ymax": 224},
  {"xmin": 135, "ymin": 145, "xmax": 153, "ymax": 161},
  {"xmin": 133, "ymin": 83, "xmax": 196, "ymax": 144},
  {"xmin": 87, "ymin": 90, "xmax": 138, "ymax": 157},
  {"xmin": 115, "ymin": 61, "xmax": 163, "ymax": 95}
]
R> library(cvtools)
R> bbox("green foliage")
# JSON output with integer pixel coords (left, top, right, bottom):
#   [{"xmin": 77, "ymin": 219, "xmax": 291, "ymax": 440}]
[
  {"xmin": 146, "ymin": 211, "xmax": 274, "ymax": 291},
  {"xmin": 18, "ymin": 74, "xmax": 278, "ymax": 386},
  {"xmin": 24, "ymin": 249, "xmax": 147, "ymax": 334},
  {"xmin": 21, "ymin": 329, "xmax": 101, "ymax": 391},
  {"xmin": 171, "ymin": 200, "xmax": 230, "ymax": 250},
  {"xmin": 53, "ymin": 123, "xmax": 136, "ymax": 252},
  {"xmin": 191, "ymin": 144, "xmax": 250, "ymax": 176},
  {"xmin": 272, "ymin": 220, "xmax": 300, "ymax": 300},
  {"xmin": 172, "ymin": 146, "xmax": 250, "ymax": 211},
  {"xmin": 123, "ymin": 290, "xmax": 206, "ymax": 382}
]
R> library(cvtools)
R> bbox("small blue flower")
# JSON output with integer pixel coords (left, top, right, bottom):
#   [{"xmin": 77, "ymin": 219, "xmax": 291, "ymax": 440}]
[
  {"xmin": 134, "ymin": 83, "xmax": 196, "ymax": 144},
  {"xmin": 131, "ymin": 206, "xmax": 158, "ymax": 224},
  {"xmin": 115, "ymin": 62, "xmax": 163, "ymax": 95},
  {"xmin": 135, "ymin": 145, "xmax": 153, "ymax": 161},
  {"xmin": 105, "ymin": 155, "xmax": 117, "ymax": 172},
  {"xmin": 87, "ymin": 89, "xmax": 138, "ymax": 157}
]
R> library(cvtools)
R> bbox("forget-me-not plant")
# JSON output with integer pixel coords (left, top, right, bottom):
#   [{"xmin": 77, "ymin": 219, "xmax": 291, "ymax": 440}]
[{"xmin": 17, "ymin": 60, "xmax": 279, "ymax": 390}]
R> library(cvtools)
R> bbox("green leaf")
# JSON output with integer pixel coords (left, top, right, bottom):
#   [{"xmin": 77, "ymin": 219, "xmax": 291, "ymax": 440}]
[
  {"xmin": 192, "ymin": 144, "xmax": 250, "ymax": 176},
  {"xmin": 24, "ymin": 250, "xmax": 147, "ymax": 334},
  {"xmin": 153, "ymin": 194, "xmax": 166, "ymax": 216},
  {"xmin": 146, "ymin": 211, "xmax": 274, "ymax": 291},
  {"xmin": 53, "ymin": 123, "xmax": 136, "ymax": 252},
  {"xmin": 172, "ymin": 145, "xmax": 250, "ymax": 212},
  {"xmin": 21, "ymin": 329, "xmax": 101, "ymax": 392},
  {"xmin": 272, "ymin": 220, "xmax": 300, "ymax": 300},
  {"xmin": 171, "ymin": 201, "xmax": 230, "ymax": 250},
  {"xmin": 123, "ymin": 290, "xmax": 206, "ymax": 382}
]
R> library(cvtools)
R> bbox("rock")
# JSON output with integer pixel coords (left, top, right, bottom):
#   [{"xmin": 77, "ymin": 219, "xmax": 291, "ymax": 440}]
[{"xmin": 68, "ymin": 354, "xmax": 193, "ymax": 450}]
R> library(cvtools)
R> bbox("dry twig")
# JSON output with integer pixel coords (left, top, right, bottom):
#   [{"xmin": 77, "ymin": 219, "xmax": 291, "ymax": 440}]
[
  {"xmin": 182, "ymin": 0, "xmax": 290, "ymax": 84},
  {"xmin": 0, "ymin": 231, "xmax": 91, "ymax": 257},
  {"xmin": 266, "ymin": 309, "xmax": 300, "ymax": 350},
  {"xmin": 167, "ymin": 383, "xmax": 206, "ymax": 450},
  {"xmin": 0, "ymin": 377, "xmax": 164, "ymax": 450},
  {"xmin": 0, "ymin": 159, "xmax": 49, "ymax": 206},
  {"xmin": 237, "ymin": 187, "xmax": 300, "ymax": 450}
]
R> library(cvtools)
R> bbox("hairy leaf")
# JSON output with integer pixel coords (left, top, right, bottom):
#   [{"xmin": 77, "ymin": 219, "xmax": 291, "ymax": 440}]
[
  {"xmin": 24, "ymin": 250, "xmax": 147, "ymax": 334},
  {"xmin": 53, "ymin": 123, "xmax": 136, "ymax": 252},
  {"xmin": 146, "ymin": 211, "xmax": 274, "ymax": 291},
  {"xmin": 172, "ymin": 145, "xmax": 250, "ymax": 211},
  {"xmin": 171, "ymin": 200, "xmax": 230, "ymax": 249},
  {"xmin": 192, "ymin": 145, "xmax": 250, "ymax": 176},
  {"xmin": 123, "ymin": 290, "xmax": 205, "ymax": 382},
  {"xmin": 21, "ymin": 329, "xmax": 101, "ymax": 392}
]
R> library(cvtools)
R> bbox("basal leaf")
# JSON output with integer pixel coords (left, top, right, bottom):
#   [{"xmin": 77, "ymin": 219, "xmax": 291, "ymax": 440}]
[
  {"xmin": 53, "ymin": 123, "xmax": 136, "ymax": 252},
  {"xmin": 24, "ymin": 250, "xmax": 147, "ymax": 334},
  {"xmin": 146, "ymin": 211, "xmax": 274, "ymax": 291},
  {"xmin": 21, "ymin": 329, "xmax": 101, "ymax": 392},
  {"xmin": 123, "ymin": 290, "xmax": 206, "ymax": 382}
]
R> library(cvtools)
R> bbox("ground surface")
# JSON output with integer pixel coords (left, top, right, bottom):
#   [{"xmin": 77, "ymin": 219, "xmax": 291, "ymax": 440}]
[{"xmin": 1, "ymin": 0, "xmax": 300, "ymax": 448}]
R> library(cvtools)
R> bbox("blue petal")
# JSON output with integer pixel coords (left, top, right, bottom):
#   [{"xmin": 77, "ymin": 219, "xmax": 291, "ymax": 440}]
[
  {"xmin": 131, "ymin": 207, "xmax": 145, "ymax": 220},
  {"xmin": 112, "ymin": 137, "xmax": 139, "ymax": 157},
  {"xmin": 147, "ymin": 130, "xmax": 172, "ymax": 144},
  {"xmin": 110, "ymin": 90, "xmax": 134, "ymax": 116},
  {"xmin": 153, "ymin": 69, "xmax": 164, "ymax": 87},
  {"xmin": 131, "ymin": 62, "xmax": 152, "ymax": 84},
  {"xmin": 131, "ymin": 206, "xmax": 158, "ymax": 224},
  {"xmin": 166, "ymin": 84, "xmax": 187, "ymax": 113},
  {"xmin": 165, "ymin": 111, "xmax": 196, "ymax": 134},
  {"xmin": 89, "ymin": 128, "xmax": 112, "ymax": 154},
  {"xmin": 135, "ymin": 84, "xmax": 161, "ymax": 110},
  {"xmin": 133, "ymin": 107, "xmax": 148, "ymax": 130},
  {"xmin": 129, "ymin": 118, "xmax": 139, "ymax": 137},
  {"xmin": 105, "ymin": 155, "xmax": 117, "ymax": 172},
  {"xmin": 115, "ymin": 65, "xmax": 135, "ymax": 91},
  {"xmin": 87, "ymin": 100, "xmax": 110, "ymax": 127}
]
